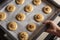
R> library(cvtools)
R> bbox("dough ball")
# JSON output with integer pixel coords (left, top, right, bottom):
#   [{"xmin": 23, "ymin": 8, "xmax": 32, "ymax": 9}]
[
  {"xmin": 16, "ymin": 13, "xmax": 26, "ymax": 21},
  {"xmin": 34, "ymin": 14, "xmax": 44, "ymax": 22},
  {"xmin": 24, "ymin": 4, "xmax": 34, "ymax": 12},
  {"xmin": 7, "ymin": 22, "xmax": 18, "ymax": 31}
]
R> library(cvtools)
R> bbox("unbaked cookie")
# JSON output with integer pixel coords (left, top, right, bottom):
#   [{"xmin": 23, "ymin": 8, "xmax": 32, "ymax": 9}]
[
  {"xmin": 34, "ymin": 14, "xmax": 44, "ymax": 22},
  {"xmin": 19, "ymin": 32, "xmax": 29, "ymax": 40},
  {"xmin": 27, "ymin": 23, "xmax": 36, "ymax": 32},
  {"xmin": 15, "ymin": 0, "xmax": 25, "ymax": 5},
  {"xmin": 6, "ymin": 4, "xmax": 16, "ymax": 12},
  {"xmin": 24, "ymin": 4, "xmax": 33, "ymax": 12},
  {"xmin": 16, "ymin": 13, "xmax": 26, "ymax": 21},
  {"xmin": 7, "ymin": 22, "xmax": 17, "ymax": 31},
  {"xmin": 0, "ymin": 12, "xmax": 6, "ymax": 21},
  {"xmin": 43, "ymin": 5, "xmax": 52, "ymax": 14},
  {"xmin": 32, "ymin": 0, "xmax": 41, "ymax": 6}
]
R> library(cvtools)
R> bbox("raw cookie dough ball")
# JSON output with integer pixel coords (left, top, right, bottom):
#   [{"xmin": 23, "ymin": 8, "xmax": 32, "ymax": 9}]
[
  {"xmin": 19, "ymin": 32, "xmax": 29, "ymax": 40},
  {"xmin": 15, "ymin": 0, "xmax": 25, "ymax": 4},
  {"xmin": 27, "ymin": 23, "xmax": 36, "ymax": 32},
  {"xmin": 43, "ymin": 5, "xmax": 52, "ymax": 14},
  {"xmin": 34, "ymin": 14, "xmax": 44, "ymax": 22},
  {"xmin": 24, "ymin": 4, "xmax": 34, "ymax": 12},
  {"xmin": 6, "ymin": 4, "xmax": 16, "ymax": 12},
  {"xmin": 0, "ymin": 12, "xmax": 6, "ymax": 21},
  {"xmin": 32, "ymin": 0, "xmax": 41, "ymax": 6},
  {"xmin": 7, "ymin": 22, "xmax": 18, "ymax": 31},
  {"xmin": 16, "ymin": 13, "xmax": 26, "ymax": 21}
]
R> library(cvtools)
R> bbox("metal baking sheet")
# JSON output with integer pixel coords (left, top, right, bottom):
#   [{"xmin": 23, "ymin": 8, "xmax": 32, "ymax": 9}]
[{"xmin": 0, "ymin": 0, "xmax": 58, "ymax": 40}]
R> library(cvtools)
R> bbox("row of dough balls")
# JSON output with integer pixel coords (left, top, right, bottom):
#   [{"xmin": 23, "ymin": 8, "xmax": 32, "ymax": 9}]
[
  {"xmin": 0, "ymin": 12, "xmax": 44, "ymax": 22},
  {"xmin": 7, "ymin": 22, "xmax": 36, "ymax": 40},
  {"xmin": 7, "ymin": 22, "xmax": 36, "ymax": 32},
  {"xmin": 16, "ymin": 13, "xmax": 44, "ymax": 22},
  {"xmin": 6, "ymin": 0, "xmax": 52, "ymax": 13},
  {"xmin": 15, "ymin": 0, "xmax": 41, "ymax": 5}
]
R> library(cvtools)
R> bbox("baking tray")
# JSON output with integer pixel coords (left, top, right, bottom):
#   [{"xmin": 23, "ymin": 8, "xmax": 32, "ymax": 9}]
[{"xmin": 0, "ymin": 0, "xmax": 58, "ymax": 40}]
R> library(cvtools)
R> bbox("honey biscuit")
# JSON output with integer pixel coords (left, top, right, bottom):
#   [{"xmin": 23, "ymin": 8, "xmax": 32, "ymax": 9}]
[
  {"xmin": 16, "ymin": 13, "xmax": 26, "ymax": 21},
  {"xmin": 6, "ymin": 4, "xmax": 16, "ymax": 12},
  {"xmin": 7, "ymin": 22, "xmax": 17, "ymax": 31},
  {"xmin": 0, "ymin": 12, "xmax": 6, "ymax": 21},
  {"xmin": 32, "ymin": 0, "xmax": 41, "ymax": 6},
  {"xmin": 19, "ymin": 32, "xmax": 28, "ymax": 40},
  {"xmin": 24, "ymin": 4, "xmax": 33, "ymax": 12},
  {"xmin": 15, "ymin": 0, "xmax": 25, "ymax": 5},
  {"xmin": 43, "ymin": 5, "xmax": 52, "ymax": 14},
  {"xmin": 34, "ymin": 14, "xmax": 44, "ymax": 22},
  {"xmin": 27, "ymin": 23, "xmax": 36, "ymax": 32}
]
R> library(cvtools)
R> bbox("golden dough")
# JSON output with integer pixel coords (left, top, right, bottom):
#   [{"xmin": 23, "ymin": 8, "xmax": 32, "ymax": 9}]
[
  {"xmin": 16, "ymin": 13, "xmax": 26, "ymax": 21},
  {"xmin": 24, "ymin": 4, "xmax": 33, "ymax": 12},
  {"xmin": 6, "ymin": 4, "xmax": 16, "ymax": 12},
  {"xmin": 7, "ymin": 22, "xmax": 17, "ymax": 31},
  {"xmin": 0, "ymin": 12, "xmax": 6, "ymax": 21},
  {"xmin": 27, "ymin": 23, "xmax": 36, "ymax": 32},
  {"xmin": 32, "ymin": 0, "xmax": 41, "ymax": 6},
  {"xmin": 43, "ymin": 5, "xmax": 52, "ymax": 14},
  {"xmin": 15, "ymin": 0, "xmax": 25, "ymax": 4},
  {"xmin": 19, "ymin": 32, "xmax": 28, "ymax": 40},
  {"xmin": 34, "ymin": 14, "xmax": 44, "ymax": 22}
]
